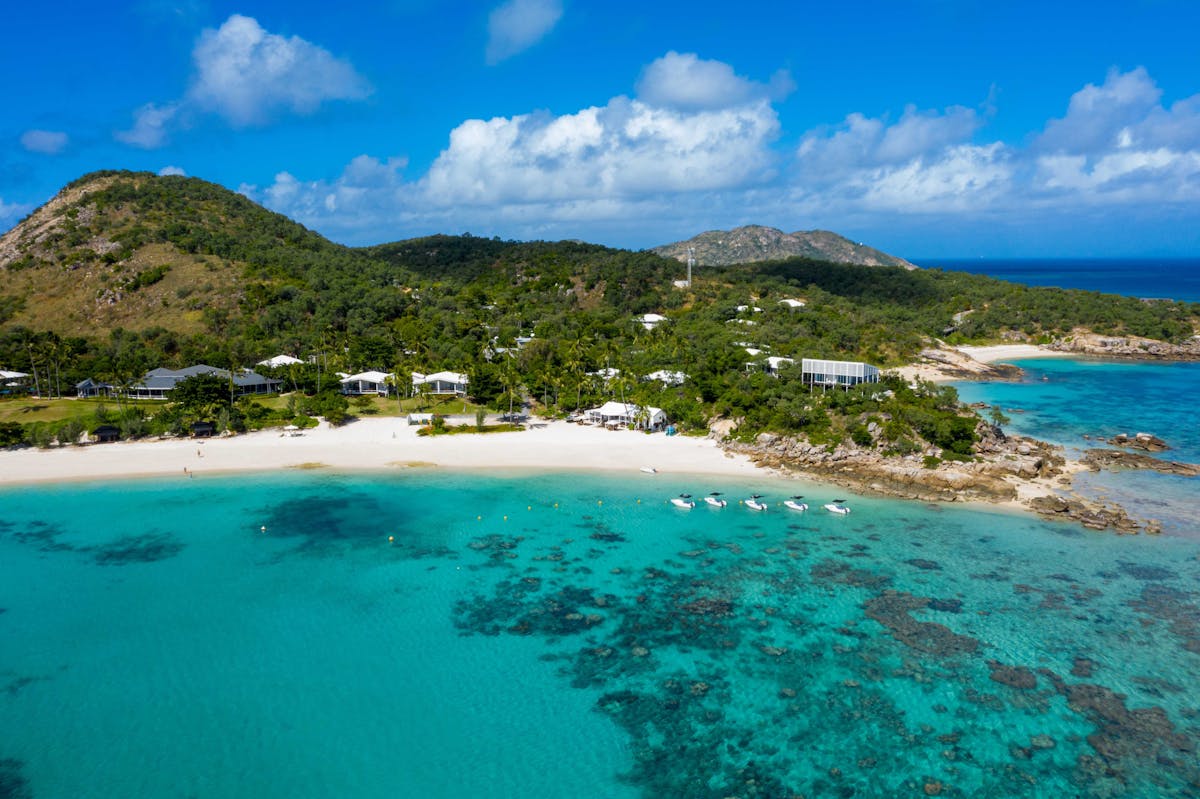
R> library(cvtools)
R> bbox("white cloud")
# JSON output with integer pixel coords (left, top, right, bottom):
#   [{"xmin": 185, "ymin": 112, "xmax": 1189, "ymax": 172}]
[
  {"xmin": 1031, "ymin": 68, "xmax": 1200, "ymax": 204},
  {"xmin": 422, "ymin": 96, "xmax": 780, "ymax": 206},
  {"xmin": 486, "ymin": 0, "xmax": 562, "ymax": 64},
  {"xmin": 636, "ymin": 51, "xmax": 793, "ymax": 111},
  {"xmin": 158, "ymin": 165, "xmax": 187, "ymax": 176},
  {"xmin": 243, "ymin": 62, "xmax": 1200, "ymax": 253},
  {"xmin": 116, "ymin": 102, "xmax": 181, "ymax": 148},
  {"xmin": 20, "ymin": 129, "xmax": 69, "ymax": 155},
  {"xmin": 188, "ymin": 14, "xmax": 371, "ymax": 126},
  {"xmin": 794, "ymin": 104, "xmax": 1007, "ymax": 212},
  {"xmin": 0, "ymin": 197, "xmax": 32, "ymax": 229},
  {"xmin": 116, "ymin": 14, "xmax": 370, "ymax": 147}
]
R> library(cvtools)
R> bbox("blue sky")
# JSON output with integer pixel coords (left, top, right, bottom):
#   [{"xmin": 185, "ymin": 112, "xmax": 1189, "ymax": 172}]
[{"xmin": 3, "ymin": 0, "xmax": 1199, "ymax": 258}]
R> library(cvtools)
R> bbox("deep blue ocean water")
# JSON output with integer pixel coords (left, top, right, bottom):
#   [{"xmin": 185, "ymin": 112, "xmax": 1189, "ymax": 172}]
[
  {"xmin": 2, "ymin": 464, "xmax": 1199, "ymax": 797},
  {"xmin": 920, "ymin": 258, "xmax": 1200, "ymax": 303}
]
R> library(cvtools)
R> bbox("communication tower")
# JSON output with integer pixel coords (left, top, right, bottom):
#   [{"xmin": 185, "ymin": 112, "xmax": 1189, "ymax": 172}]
[{"xmin": 686, "ymin": 247, "xmax": 695, "ymax": 288}]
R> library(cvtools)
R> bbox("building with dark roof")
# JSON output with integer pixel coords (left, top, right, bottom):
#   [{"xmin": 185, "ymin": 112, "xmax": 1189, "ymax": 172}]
[{"xmin": 126, "ymin": 365, "xmax": 281, "ymax": 400}]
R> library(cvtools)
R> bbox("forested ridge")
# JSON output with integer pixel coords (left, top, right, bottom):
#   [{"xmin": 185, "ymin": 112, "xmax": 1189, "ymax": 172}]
[{"xmin": 2, "ymin": 170, "xmax": 1196, "ymax": 451}]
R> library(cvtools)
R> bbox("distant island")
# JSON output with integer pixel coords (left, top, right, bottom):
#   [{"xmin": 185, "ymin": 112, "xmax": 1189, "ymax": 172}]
[{"xmin": 653, "ymin": 224, "xmax": 917, "ymax": 269}]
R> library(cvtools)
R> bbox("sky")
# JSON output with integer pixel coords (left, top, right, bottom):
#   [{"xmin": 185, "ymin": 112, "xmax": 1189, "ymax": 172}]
[{"xmin": 2, "ymin": 0, "xmax": 1200, "ymax": 259}]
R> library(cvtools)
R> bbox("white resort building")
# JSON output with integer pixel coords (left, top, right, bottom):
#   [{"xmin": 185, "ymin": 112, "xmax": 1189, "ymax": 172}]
[
  {"xmin": 412, "ymin": 371, "xmax": 470, "ymax": 396},
  {"xmin": 801, "ymin": 358, "xmax": 880, "ymax": 388},
  {"xmin": 340, "ymin": 371, "xmax": 394, "ymax": 396},
  {"xmin": 584, "ymin": 401, "xmax": 667, "ymax": 431}
]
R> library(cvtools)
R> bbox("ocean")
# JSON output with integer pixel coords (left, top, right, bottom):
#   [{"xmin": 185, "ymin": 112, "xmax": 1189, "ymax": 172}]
[
  {"xmin": 920, "ymin": 257, "xmax": 1200, "ymax": 303},
  {"xmin": 2, "ymin": 460, "xmax": 1198, "ymax": 797}
]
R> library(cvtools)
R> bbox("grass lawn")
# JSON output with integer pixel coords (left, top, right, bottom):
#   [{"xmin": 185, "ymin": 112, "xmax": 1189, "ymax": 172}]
[{"xmin": 0, "ymin": 397, "xmax": 161, "ymax": 425}]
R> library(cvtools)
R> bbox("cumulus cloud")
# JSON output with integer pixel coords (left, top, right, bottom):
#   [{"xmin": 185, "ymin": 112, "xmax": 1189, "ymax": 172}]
[
  {"xmin": 1031, "ymin": 67, "xmax": 1200, "ymax": 204},
  {"xmin": 158, "ymin": 165, "xmax": 187, "ymax": 176},
  {"xmin": 188, "ymin": 14, "xmax": 371, "ymax": 126},
  {"xmin": 636, "ymin": 51, "xmax": 793, "ymax": 111},
  {"xmin": 486, "ymin": 0, "xmax": 562, "ymax": 64},
  {"xmin": 422, "ymin": 96, "xmax": 780, "ymax": 206},
  {"xmin": 244, "ymin": 61, "xmax": 1200, "ymax": 252},
  {"xmin": 116, "ymin": 14, "xmax": 370, "ymax": 147},
  {"xmin": 794, "ymin": 103, "xmax": 1006, "ymax": 212},
  {"xmin": 240, "ymin": 155, "xmax": 410, "ymax": 237},
  {"xmin": 20, "ymin": 129, "xmax": 69, "ymax": 155}
]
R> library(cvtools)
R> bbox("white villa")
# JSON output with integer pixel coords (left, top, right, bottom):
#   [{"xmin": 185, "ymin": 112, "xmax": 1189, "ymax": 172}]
[
  {"xmin": 340, "ymin": 371, "xmax": 394, "ymax": 396},
  {"xmin": 584, "ymin": 401, "xmax": 667, "ymax": 431},
  {"xmin": 412, "ymin": 371, "xmax": 469, "ymax": 396},
  {"xmin": 257, "ymin": 354, "xmax": 304, "ymax": 368},
  {"xmin": 747, "ymin": 356, "xmax": 796, "ymax": 376},
  {"xmin": 637, "ymin": 313, "xmax": 668, "ymax": 331},
  {"xmin": 779, "ymin": 298, "xmax": 807, "ymax": 309},
  {"xmin": 801, "ymin": 358, "xmax": 880, "ymax": 388},
  {"xmin": 643, "ymin": 369, "xmax": 688, "ymax": 387}
]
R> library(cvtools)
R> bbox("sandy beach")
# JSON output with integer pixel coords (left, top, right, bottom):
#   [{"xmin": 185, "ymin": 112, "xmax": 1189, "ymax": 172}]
[
  {"xmin": 891, "ymin": 343, "xmax": 1073, "ymax": 383},
  {"xmin": 0, "ymin": 418, "xmax": 761, "ymax": 487}
]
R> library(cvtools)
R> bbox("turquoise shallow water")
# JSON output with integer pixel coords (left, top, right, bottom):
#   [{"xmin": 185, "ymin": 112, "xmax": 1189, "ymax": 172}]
[
  {"xmin": 954, "ymin": 357, "xmax": 1200, "ymax": 537},
  {"xmin": 2, "ymin": 468, "xmax": 1199, "ymax": 797}
]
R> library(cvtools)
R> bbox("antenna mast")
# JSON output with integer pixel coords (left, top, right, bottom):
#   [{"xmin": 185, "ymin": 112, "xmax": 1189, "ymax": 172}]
[{"xmin": 686, "ymin": 247, "xmax": 695, "ymax": 288}]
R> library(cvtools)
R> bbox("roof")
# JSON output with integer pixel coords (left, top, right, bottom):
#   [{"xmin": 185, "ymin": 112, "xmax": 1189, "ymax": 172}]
[
  {"xmin": 415, "ymin": 371, "xmax": 469, "ymax": 384},
  {"xmin": 135, "ymin": 365, "xmax": 279, "ymax": 391},
  {"xmin": 257, "ymin": 354, "xmax": 303, "ymax": 367},
  {"xmin": 644, "ymin": 369, "xmax": 688, "ymax": 385},
  {"xmin": 340, "ymin": 370, "xmax": 393, "ymax": 384},
  {"xmin": 587, "ymin": 401, "xmax": 665, "ymax": 419},
  {"xmin": 0, "ymin": 370, "xmax": 29, "ymax": 379},
  {"xmin": 76, "ymin": 378, "xmax": 114, "ymax": 389},
  {"xmin": 779, "ymin": 298, "xmax": 807, "ymax": 308}
]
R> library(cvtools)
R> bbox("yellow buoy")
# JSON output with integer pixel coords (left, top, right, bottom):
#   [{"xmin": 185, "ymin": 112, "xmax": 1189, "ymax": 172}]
[
  {"xmin": 388, "ymin": 535, "xmax": 395, "ymax": 543},
  {"xmin": 528, "ymin": 505, "xmax": 532, "ymax": 511},
  {"xmin": 554, "ymin": 503, "xmax": 558, "ymax": 508},
  {"xmin": 503, "ymin": 515, "xmax": 507, "ymax": 521},
  {"xmin": 598, "ymin": 500, "xmax": 603, "ymax": 506},
  {"xmin": 477, "ymin": 515, "xmax": 482, "ymax": 520}
]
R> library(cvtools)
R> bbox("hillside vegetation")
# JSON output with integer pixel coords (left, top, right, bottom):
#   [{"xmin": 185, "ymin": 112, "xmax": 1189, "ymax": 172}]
[{"xmin": 1, "ymin": 170, "xmax": 1196, "ymax": 450}]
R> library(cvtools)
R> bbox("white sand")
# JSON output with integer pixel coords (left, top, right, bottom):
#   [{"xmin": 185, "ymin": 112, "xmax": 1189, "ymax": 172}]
[
  {"xmin": 953, "ymin": 344, "xmax": 1074, "ymax": 363},
  {"xmin": 0, "ymin": 418, "xmax": 761, "ymax": 486}
]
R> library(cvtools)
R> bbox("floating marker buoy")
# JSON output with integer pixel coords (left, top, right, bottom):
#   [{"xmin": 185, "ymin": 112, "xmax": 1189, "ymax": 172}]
[
  {"xmin": 477, "ymin": 515, "xmax": 482, "ymax": 520},
  {"xmin": 503, "ymin": 515, "xmax": 507, "ymax": 521},
  {"xmin": 528, "ymin": 506, "xmax": 532, "ymax": 511},
  {"xmin": 637, "ymin": 499, "xmax": 641, "ymax": 504},
  {"xmin": 260, "ymin": 526, "xmax": 266, "ymax": 533},
  {"xmin": 554, "ymin": 503, "xmax": 558, "ymax": 508},
  {"xmin": 388, "ymin": 535, "xmax": 395, "ymax": 543},
  {"xmin": 598, "ymin": 500, "xmax": 603, "ymax": 506}
]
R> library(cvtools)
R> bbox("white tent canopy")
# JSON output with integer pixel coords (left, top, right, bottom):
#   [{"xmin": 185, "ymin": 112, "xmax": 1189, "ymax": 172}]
[{"xmin": 584, "ymin": 401, "xmax": 667, "ymax": 431}]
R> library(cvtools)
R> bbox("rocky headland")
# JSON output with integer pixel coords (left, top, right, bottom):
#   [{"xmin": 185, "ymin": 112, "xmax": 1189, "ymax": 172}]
[{"xmin": 718, "ymin": 422, "xmax": 1173, "ymax": 534}]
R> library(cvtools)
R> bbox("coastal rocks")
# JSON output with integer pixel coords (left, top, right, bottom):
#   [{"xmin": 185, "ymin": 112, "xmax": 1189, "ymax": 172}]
[
  {"xmin": 1049, "ymin": 331, "xmax": 1200, "ymax": 361},
  {"xmin": 1081, "ymin": 449, "xmax": 1200, "ymax": 477},
  {"xmin": 1107, "ymin": 432, "xmax": 1170, "ymax": 452},
  {"xmin": 913, "ymin": 347, "xmax": 1025, "ymax": 381},
  {"xmin": 1026, "ymin": 494, "xmax": 1158, "ymax": 534}
]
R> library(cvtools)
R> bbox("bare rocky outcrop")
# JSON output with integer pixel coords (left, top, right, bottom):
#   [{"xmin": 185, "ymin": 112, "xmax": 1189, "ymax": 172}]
[
  {"xmin": 1081, "ymin": 449, "xmax": 1200, "ymax": 477},
  {"xmin": 1106, "ymin": 432, "xmax": 1169, "ymax": 452},
  {"xmin": 1048, "ymin": 331, "xmax": 1200, "ymax": 361},
  {"xmin": 653, "ymin": 225, "xmax": 917, "ymax": 268}
]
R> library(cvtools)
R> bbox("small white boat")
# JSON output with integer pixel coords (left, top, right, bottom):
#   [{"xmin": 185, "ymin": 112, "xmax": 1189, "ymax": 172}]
[
  {"xmin": 824, "ymin": 499, "xmax": 851, "ymax": 515},
  {"xmin": 670, "ymin": 493, "xmax": 696, "ymax": 509},
  {"xmin": 704, "ymin": 492, "xmax": 727, "ymax": 508},
  {"xmin": 744, "ymin": 494, "xmax": 768, "ymax": 511},
  {"xmin": 783, "ymin": 496, "xmax": 808, "ymax": 512},
  {"xmin": 640, "ymin": 466, "xmax": 658, "ymax": 474}
]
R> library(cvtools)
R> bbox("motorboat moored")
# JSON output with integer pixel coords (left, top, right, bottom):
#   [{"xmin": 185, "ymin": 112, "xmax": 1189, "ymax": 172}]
[
  {"xmin": 744, "ymin": 494, "xmax": 768, "ymax": 511},
  {"xmin": 824, "ymin": 499, "xmax": 851, "ymax": 515},
  {"xmin": 640, "ymin": 466, "xmax": 658, "ymax": 474},
  {"xmin": 704, "ymin": 492, "xmax": 727, "ymax": 508},
  {"xmin": 670, "ymin": 493, "xmax": 696, "ymax": 509},
  {"xmin": 783, "ymin": 496, "xmax": 808, "ymax": 512}
]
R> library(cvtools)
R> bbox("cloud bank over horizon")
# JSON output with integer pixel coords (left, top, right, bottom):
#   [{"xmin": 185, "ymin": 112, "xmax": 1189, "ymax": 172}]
[{"xmin": 240, "ymin": 58, "xmax": 1200, "ymax": 254}]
